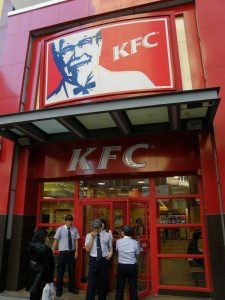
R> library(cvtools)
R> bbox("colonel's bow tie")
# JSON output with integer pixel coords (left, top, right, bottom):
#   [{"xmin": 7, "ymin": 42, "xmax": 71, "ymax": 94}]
[{"xmin": 73, "ymin": 81, "xmax": 96, "ymax": 95}]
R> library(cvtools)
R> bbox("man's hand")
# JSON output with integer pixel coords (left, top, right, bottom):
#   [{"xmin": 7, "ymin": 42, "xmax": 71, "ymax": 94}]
[
  {"xmin": 75, "ymin": 252, "xmax": 78, "ymax": 260},
  {"xmin": 106, "ymin": 250, "xmax": 113, "ymax": 260},
  {"xmin": 90, "ymin": 231, "xmax": 97, "ymax": 237}
]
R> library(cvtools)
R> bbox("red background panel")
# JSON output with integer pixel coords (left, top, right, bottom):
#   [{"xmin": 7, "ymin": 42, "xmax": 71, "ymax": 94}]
[
  {"xmin": 196, "ymin": 0, "xmax": 225, "ymax": 212},
  {"xmin": 199, "ymin": 133, "xmax": 220, "ymax": 215},
  {"xmin": 0, "ymin": 140, "xmax": 14, "ymax": 214},
  {"xmin": 0, "ymin": 64, "xmax": 25, "ymax": 100},
  {"xmin": 0, "ymin": 32, "xmax": 30, "ymax": 67},
  {"xmin": 30, "ymin": 4, "xmax": 60, "ymax": 31},
  {"xmin": 58, "ymin": 0, "xmax": 89, "ymax": 23},
  {"xmin": 5, "ymin": 11, "xmax": 32, "ymax": 35},
  {"xmin": 27, "ymin": 134, "xmax": 200, "ymax": 179}
]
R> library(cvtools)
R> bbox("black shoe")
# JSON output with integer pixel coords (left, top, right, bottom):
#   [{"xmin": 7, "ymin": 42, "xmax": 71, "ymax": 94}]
[
  {"xmin": 69, "ymin": 288, "xmax": 79, "ymax": 294},
  {"xmin": 56, "ymin": 290, "xmax": 62, "ymax": 297}
]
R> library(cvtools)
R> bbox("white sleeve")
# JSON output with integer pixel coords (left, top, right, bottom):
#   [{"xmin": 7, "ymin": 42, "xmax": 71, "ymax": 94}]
[
  {"xmin": 85, "ymin": 233, "xmax": 91, "ymax": 246},
  {"xmin": 54, "ymin": 227, "xmax": 62, "ymax": 240}
]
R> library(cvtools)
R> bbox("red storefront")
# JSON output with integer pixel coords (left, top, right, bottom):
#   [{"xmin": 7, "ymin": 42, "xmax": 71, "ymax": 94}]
[{"xmin": 0, "ymin": 0, "xmax": 225, "ymax": 299}]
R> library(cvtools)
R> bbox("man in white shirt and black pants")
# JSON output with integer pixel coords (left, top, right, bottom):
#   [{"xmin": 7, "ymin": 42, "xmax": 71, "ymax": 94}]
[
  {"xmin": 85, "ymin": 219, "xmax": 113, "ymax": 300},
  {"xmin": 115, "ymin": 225, "xmax": 140, "ymax": 300},
  {"xmin": 53, "ymin": 214, "xmax": 80, "ymax": 297}
]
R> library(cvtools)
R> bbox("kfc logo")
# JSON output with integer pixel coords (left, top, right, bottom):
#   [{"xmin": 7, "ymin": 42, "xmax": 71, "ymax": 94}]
[
  {"xmin": 67, "ymin": 144, "xmax": 149, "ymax": 171},
  {"xmin": 44, "ymin": 17, "xmax": 175, "ymax": 106},
  {"xmin": 113, "ymin": 32, "xmax": 159, "ymax": 60}
]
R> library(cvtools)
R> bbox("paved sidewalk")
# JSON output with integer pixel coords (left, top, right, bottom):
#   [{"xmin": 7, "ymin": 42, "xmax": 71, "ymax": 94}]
[{"xmin": 0, "ymin": 289, "xmax": 213, "ymax": 300}]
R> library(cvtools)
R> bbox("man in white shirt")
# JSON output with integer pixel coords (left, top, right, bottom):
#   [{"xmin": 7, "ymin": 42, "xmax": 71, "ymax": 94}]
[
  {"xmin": 115, "ymin": 225, "xmax": 140, "ymax": 300},
  {"xmin": 85, "ymin": 218, "xmax": 113, "ymax": 300},
  {"xmin": 53, "ymin": 214, "xmax": 80, "ymax": 297}
]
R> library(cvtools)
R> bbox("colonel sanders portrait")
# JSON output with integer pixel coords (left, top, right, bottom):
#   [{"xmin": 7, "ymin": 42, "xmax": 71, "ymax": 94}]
[{"xmin": 47, "ymin": 28, "xmax": 155, "ymax": 103}]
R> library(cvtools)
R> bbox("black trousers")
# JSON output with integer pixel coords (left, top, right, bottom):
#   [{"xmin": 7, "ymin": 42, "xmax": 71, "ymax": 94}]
[
  {"xmin": 115, "ymin": 263, "xmax": 138, "ymax": 300},
  {"xmin": 30, "ymin": 292, "xmax": 42, "ymax": 300},
  {"xmin": 56, "ymin": 250, "xmax": 76, "ymax": 292},
  {"xmin": 86, "ymin": 257, "xmax": 109, "ymax": 300}
]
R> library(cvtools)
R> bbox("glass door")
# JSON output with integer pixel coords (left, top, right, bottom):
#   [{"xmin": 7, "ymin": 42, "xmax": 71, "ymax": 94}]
[
  {"xmin": 129, "ymin": 199, "xmax": 150, "ymax": 298},
  {"xmin": 79, "ymin": 198, "xmax": 151, "ymax": 298},
  {"xmin": 79, "ymin": 201, "xmax": 112, "ymax": 288}
]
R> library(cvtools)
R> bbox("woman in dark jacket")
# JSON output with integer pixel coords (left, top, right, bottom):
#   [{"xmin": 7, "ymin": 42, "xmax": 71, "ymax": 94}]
[{"xmin": 26, "ymin": 228, "xmax": 54, "ymax": 300}]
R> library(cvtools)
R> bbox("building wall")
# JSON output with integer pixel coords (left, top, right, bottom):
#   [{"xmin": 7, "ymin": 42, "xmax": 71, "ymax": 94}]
[{"xmin": 195, "ymin": 1, "xmax": 225, "ymax": 299}]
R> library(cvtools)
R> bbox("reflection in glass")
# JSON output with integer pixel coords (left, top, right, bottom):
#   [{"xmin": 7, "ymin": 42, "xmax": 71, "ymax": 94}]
[
  {"xmin": 158, "ymin": 227, "xmax": 203, "ymax": 254},
  {"xmin": 155, "ymin": 176, "xmax": 198, "ymax": 195},
  {"xmin": 79, "ymin": 178, "xmax": 149, "ymax": 198},
  {"xmin": 40, "ymin": 201, "xmax": 74, "ymax": 224},
  {"xmin": 159, "ymin": 258, "xmax": 206, "ymax": 287},
  {"xmin": 137, "ymin": 243, "xmax": 150, "ymax": 291},
  {"xmin": 82, "ymin": 205, "xmax": 110, "ymax": 236},
  {"xmin": 113, "ymin": 202, "xmax": 126, "ymax": 236},
  {"xmin": 81, "ymin": 248, "xmax": 89, "ymax": 283},
  {"xmin": 157, "ymin": 198, "xmax": 200, "ymax": 224},
  {"xmin": 42, "ymin": 182, "xmax": 74, "ymax": 198},
  {"xmin": 130, "ymin": 202, "xmax": 147, "ymax": 238}
]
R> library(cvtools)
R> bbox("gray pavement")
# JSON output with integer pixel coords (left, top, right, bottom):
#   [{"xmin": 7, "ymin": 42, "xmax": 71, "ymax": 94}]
[{"xmin": 0, "ymin": 289, "xmax": 213, "ymax": 300}]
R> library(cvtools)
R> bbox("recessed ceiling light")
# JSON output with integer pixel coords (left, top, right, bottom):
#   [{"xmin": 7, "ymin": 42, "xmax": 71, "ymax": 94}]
[{"xmin": 138, "ymin": 181, "xmax": 145, "ymax": 184}]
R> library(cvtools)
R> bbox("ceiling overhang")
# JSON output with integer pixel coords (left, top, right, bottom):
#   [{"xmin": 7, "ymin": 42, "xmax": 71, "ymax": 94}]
[{"xmin": 0, "ymin": 88, "xmax": 220, "ymax": 146}]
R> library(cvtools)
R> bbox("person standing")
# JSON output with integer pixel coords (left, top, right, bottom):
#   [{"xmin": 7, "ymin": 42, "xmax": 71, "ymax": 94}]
[
  {"xmin": 187, "ymin": 230, "xmax": 204, "ymax": 267},
  {"xmin": 115, "ymin": 225, "xmax": 140, "ymax": 300},
  {"xmin": 26, "ymin": 228, "xmax": 54, "ymax": 300},
  {"xmin": 53, "ymin": 214, "xmax": 80, "ymax": 297},
  {"xmin": 85, "ymin": 218, "xmax": 113, "ymax": 300}
]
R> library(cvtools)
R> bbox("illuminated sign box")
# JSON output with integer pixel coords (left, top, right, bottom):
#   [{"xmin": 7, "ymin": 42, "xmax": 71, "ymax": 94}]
[{"xmin": 43, "ymin": 16, "xmax": 176, "ymax": 107}]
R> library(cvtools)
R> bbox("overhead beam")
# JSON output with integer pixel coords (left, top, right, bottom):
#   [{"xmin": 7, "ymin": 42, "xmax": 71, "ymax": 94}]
[
  {"xmin": 205, "ymin": 101, "xmax": 220, "ymax": 129},
  {"xmin": 57, "ymin": 116, "xmax": 87, "ymax": 139},
  {"xmin": 14, "ymin": 123, "xmax": 48, "ymax": 143},
  {"xmin": 168, "ymin": 104, "xmax": 181, "ymax": 130},
  {"xmin": 110, "ymin": 111, "xmax": 131, "ymax": 134},
  {"xmin": 0, "ymin": 88, "xmax": 219, "ymax": 126},
  {"xmin": 0, "ymin": 129, "xmax": 18, "ymax": 142}
]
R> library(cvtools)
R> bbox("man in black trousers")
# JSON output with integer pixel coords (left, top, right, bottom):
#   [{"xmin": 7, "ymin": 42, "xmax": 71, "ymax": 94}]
[
  {"xmin": 85, "ymin": 219, "xmax": 113, "ymax": 300},
  {"xmin": 53, "ymin": 214, "xmax": 80, "ymax": 297},
  {"xmin": 115, "ymin": 225, "xmax": 140, "ymax": 300}
]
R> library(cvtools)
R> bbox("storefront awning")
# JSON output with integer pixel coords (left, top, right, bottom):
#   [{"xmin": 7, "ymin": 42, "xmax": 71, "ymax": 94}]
[{"xmin": 0, "ymin": 88, "xmax": 220, "ymax": 146}]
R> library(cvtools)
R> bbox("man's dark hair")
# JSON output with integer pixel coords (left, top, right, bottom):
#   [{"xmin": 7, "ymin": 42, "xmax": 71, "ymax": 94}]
[
  {"xmin": 100, "ymin": 218, "xmax": 107, "ymax": 228},
  {"xmin": 122, "ymin": 225, "xmax": 133, "ymax": 236},
  {"xmin": 65, "ymin": 214, "xmax": 73, "ymax": 221},
  {"xmin": 192, "ymin": 231, "xmax": 201, "ymax": 240},
  {"xmin": 33, "ymin": 228, "xmax": 48, "ymax": 243}
]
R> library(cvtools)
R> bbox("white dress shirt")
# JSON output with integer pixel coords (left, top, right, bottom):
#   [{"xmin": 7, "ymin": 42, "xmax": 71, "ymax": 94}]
[
  {"xmin": 54, "ymin": 225, "xmax": 80, "ymax": 251},
  {"xmin": 85, "ymin": 230, "xmax": 112, "ymax": 257},
  {"xmin": 116, "ymin": 236, "xmax": 140, "ymax": 264}
]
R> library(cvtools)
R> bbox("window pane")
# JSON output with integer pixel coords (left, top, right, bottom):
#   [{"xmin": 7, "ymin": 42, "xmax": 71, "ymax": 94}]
[
  {"xmin": 40, "ymin": 201, "xmax": 74, "ymax": 224},
  {"xmin": 130, "ymin": 201, "xmax": 147, "ymax": 238},
  {"xmin": 157, "ymin": 198, "xmax": 200, "ymax": 224},
  {"xmin": 82, "ymin": 204, "xmax": 110, "ymax": 236},
  {"xmin": 79, "ymin": 178, "xmax": 149, "ymax": 198},
  {"xmin": 42, "ymin": 182, "xmax": 74, "ymax": 198},
  {"xmin": 158, "ymin": 227, "xmax": 203, "ymax": 254},
  {"xmin": 155, "ymin": 176, "xmax": 198, "ymax": 195},
  {"xmin": 159, "ymin": 258, "xmax": 206, "ymax": 287}
]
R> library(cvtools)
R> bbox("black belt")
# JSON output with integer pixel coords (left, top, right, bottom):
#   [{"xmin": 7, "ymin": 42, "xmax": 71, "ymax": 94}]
[
  {"xmin": 90, "ymin": 256, "xmax": 106, "ymax": 261},
  {"xmin": 60, "ymin": 250, "xmax": 75, "ymax": 253}
]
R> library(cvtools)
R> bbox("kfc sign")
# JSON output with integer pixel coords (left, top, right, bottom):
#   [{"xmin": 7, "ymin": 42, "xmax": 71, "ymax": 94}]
[
  {"xmin": 44, "ymin": 17, "xmax": 175, "ymax": 106},
  {"xmin": 67, "ymin": 144, "xmax": 149, "ymax": 171}
]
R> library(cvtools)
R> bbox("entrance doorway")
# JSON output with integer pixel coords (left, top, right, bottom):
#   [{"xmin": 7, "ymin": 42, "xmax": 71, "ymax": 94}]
[
  {"xmin": 79, "ymin": 197, "xmax": 150, "ymax": 298},
  {"xmin": 38, "ymin": 174, "xmax": 208, "ymax": 296}
]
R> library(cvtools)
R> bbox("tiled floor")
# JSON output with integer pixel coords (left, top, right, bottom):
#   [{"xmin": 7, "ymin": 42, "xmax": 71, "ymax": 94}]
[{"xmin": 0, "ymin": 289, "xmax": 212, "ymax": 300}]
